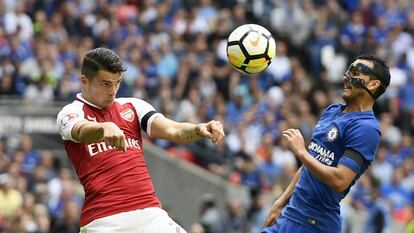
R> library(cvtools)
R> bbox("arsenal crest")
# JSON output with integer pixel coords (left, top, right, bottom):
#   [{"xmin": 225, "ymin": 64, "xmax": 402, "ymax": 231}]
[{"xmin": 120, "ymin": 108, "xmax": 134, "ymax": 122}]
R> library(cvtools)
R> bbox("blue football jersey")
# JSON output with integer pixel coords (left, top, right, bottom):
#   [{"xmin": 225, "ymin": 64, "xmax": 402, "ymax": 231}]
[{"xmin": 282, "ymin": 103, "xmax": 381, "ymax": 233}]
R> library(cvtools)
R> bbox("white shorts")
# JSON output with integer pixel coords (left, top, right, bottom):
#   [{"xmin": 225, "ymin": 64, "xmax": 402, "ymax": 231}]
[{"xmin": 79, "ymin": 207, "xmax": 187, "ymax": 233}]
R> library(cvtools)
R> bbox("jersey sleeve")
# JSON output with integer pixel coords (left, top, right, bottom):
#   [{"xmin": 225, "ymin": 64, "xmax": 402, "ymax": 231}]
[
  {"xmin": 130, "ymin": 99, "xmax": 163, "ymax": 137},
  {"xmin": 56, "ymin": 103, "xmax": 85, "ymax": 142},
  {"xmin": 339, "ymin": 122, "xmax": 380, "ymax": 174}
]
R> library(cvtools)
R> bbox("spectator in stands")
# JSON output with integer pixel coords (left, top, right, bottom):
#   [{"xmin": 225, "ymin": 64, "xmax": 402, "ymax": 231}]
[
  {"xmin": 0, "ymin": 174, "xmax": 22, "ymax": 220},
  {"xmin": 364, "ymin": 187, "xmax": 388, "ymax": 233},
  {"xmin": 381, "ymin": 167, "xmax": 412, "ymax": 218},
  {"xmin": 50, "ymin": 199, "xmax": 80, "ymax": 233},
  {"xmin": 19, "ymin": 134, "xmax": 41, "ymax": 175},
  {"xmin": 3, "ymin": 2, "xmax": 33, "ymax": 41},
  {"xmin": 200, "ymin": 193, "xmax": 223, "ymax": 233},
  {"xmin": 371, "ymin": 146, "xmax": 394, "ymax": 185},
  {"xmin": 190, "ymin": 223, "xmax": 205, "ymax": 233}
]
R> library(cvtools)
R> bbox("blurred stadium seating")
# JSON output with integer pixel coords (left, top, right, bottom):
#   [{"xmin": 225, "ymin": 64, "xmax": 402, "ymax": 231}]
[{"xmin": 0, "ymin": 0, "xmax": 413, "ymax": 233}]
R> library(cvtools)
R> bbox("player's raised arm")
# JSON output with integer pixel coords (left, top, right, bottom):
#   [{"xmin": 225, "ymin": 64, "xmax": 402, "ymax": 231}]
[
  {"xmin": 282, "ymin": 129, "xmax": 357, "ymax": 193},
  {"xmin": 263, "ymin": 166, "xmax": 302, "ymax": 227},
  {"xmin": 150, "ymin": 116, "xmax": 225, "ymax": 145},
  {"xmin": 57, "ymin": 107, "xmax": 127, "ymax": 152},
  {"xmin": 72, "ymin": 121, "xmax": 127, "ymax": 151}
]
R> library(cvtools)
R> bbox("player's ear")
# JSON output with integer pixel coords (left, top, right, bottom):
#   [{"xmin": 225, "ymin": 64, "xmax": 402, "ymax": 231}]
[
  {"xmin": 80, "ymin": 75, "xmax": 88, "ymax": 86},
  {"xmin": 368, "ymin": 79, "xmax": 380, "ymax": 92}
]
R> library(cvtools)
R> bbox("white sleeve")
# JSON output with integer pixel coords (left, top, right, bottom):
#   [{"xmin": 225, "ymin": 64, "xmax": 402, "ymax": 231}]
[
  {"xmin": 56, "ymin": 102, "xmax": 85, "ymax": 142},
  {"xmin": 130, "ymin": 99, "xmax": 163, "ymax": 137}
]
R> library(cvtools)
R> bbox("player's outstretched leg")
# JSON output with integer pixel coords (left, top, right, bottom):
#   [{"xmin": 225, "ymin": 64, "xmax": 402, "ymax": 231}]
[
  {"xmin": 261, "ymin": 217, "xmax": 314, "ymax": 233},
  {"xmin": 78, "ymin": 207, "xmax": 187, "ymax": 233},
  {"xmin": 261, "ymin": 217, "xmax": 282, "ymax": 233}
]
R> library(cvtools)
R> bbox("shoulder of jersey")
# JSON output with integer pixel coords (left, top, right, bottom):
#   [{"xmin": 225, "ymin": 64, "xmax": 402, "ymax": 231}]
[
  {"xmin": 324, "ymin": 103, "xmax": 342, "ymax": 113},
  {"xmin": 60, "ymin": 100, "xmax": 84, "ymax": 112},
  {"xmin": 354, "ymin": 117, "xmax": 380, "ymax": 128}
]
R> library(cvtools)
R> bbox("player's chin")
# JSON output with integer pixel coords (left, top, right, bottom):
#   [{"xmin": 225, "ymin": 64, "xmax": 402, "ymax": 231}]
[
  {"xmin": 342, "ymin": 87, "xmax": 352, "ymax": 96},
  {"xmin": 342, "ymin": 92, "xmax": 351, "ymax": 101},
  {"xmin": 101, "ymin": 100, "xmax": 114, "ymax": 107}
]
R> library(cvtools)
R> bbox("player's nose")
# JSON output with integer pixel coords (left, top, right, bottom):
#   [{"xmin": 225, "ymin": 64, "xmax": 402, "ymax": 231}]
[
  {"xmin": 342, "ymin": 74, "xmax": 349, "ymax": 82},
  {"xmin": 108, "ymin": 85, "xmax": 116, "ymax": 96}
]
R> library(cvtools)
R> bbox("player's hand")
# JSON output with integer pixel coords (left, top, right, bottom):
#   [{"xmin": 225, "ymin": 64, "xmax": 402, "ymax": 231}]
[
  {"xmin": 282, "ymin": 128, "xmax": 306, "ymax": 158},
  {"xmin": 196, "ymin": 120, "xmax": 225, "ymax": 144},
  {"xmin": 263, "ymin": 200, "xmax": 283, "ymax": 227},
  {"xmin": 102, "ymin": 122, "xmax": 127, "ymax": 151}
]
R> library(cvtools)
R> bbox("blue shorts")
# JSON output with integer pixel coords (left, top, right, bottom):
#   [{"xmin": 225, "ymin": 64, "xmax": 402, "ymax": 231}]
[{"xmin": 261, "ymin": 217, "xmax": 312, "ymax": 233}]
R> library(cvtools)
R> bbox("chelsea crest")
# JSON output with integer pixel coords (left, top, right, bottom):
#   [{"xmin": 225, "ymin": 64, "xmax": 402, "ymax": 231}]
[{"xmin": 327, "ymin": 127, "xmax": 339, "ymax": 142}]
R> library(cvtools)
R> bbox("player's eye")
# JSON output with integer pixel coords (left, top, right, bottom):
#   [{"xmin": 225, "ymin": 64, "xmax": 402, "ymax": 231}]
[{"xmin": 350, "ymin": 68, "xmax": 359, "ymax": 76}]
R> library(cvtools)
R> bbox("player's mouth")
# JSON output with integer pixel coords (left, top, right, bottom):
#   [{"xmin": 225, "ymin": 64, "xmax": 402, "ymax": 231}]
[{"xmin": 344, "ymin": 82, "xmax": 352, "ymax": 90}]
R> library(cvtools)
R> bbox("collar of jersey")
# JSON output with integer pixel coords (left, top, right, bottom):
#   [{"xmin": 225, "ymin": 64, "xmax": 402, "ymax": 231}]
[
  {"xmin": 76, "ymin": 93, "xmax": 103, "ymax": 109},
  {"xmin": 339, "ymin": 103, "xmax": 374, "ymax": 115}
]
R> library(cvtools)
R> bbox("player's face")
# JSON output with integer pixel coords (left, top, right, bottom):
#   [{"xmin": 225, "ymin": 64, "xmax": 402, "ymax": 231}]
[
  {"xmin": 82, "ymin": 70, "xmax": 122, "ymax": 108},
  {"xmin": 342, "ymin": 59, "xmax": 374, "ymax": 102}
]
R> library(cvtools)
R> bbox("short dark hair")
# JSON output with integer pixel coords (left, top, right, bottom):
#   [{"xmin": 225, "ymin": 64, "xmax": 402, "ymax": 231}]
[
  {"xmin": 356, "ymin": 54, "xmax": 390, "ymax": 99},
  {"xmin": 81, "ymin": 48, "xmax": 127, "ymax": 78}
]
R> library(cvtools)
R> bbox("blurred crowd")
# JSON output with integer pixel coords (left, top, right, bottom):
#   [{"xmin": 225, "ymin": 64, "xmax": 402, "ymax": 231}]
[
  {"xmin": 0, "ymin": 135, "xmax": 83, "ymax": 233},
  {"xmin": 0, "ymin": 0, "xmax": 414, "ymax": 232}
]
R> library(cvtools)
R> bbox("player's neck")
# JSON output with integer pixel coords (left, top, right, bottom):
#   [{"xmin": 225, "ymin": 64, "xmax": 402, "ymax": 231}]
[
  {"xmin": 79, "ymin": 91, "xmax": 101, "ymax": 108},
  {"xmin": 343, "ymin": 100, "xmax": 373, "ymax": 113},
  {"xmin": 80, "ymin": 91, "xmax": 93, "ymax": 104}
]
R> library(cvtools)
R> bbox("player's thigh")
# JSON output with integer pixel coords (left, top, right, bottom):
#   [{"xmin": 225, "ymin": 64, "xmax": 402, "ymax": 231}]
[
  {"xmin": 261, "ymin": 217, "xmax": 287, "ymax": 233},
  {"xmin": 79, "ymin": 207, "xmax": 187, "ymax": 233},
  {"xmin": 79, "ymin": 221, "xmax": 132, "ymax": 233},
  {"xmin": 142, "ymin": 208, "xmax": 187, "ymax": 233},
  {"xmin": 80, "ymin": 207, "xmax": 171, "ymax": 233},
  {"xmin": 261, "ymin": 217, "xmax": 312, "ymax": 233},
  {"xmin": 79, "ymin": 210, "xmax": 145, "ymax": 233},
  {"xmin": 279, "ymin": 218, "xmax": 316, "ymax": 233}
]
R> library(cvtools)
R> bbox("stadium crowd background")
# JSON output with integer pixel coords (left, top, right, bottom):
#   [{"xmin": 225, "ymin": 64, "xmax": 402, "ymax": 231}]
[{"xmin": 0, "ymin": 0, "xmax": 413, "ymax": 232}]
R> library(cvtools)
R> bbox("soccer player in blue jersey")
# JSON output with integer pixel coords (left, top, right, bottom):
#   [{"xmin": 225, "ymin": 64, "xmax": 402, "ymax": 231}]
[{"xmin": 261, "ymin": 55, "xmax": 391, "ymax": 233}]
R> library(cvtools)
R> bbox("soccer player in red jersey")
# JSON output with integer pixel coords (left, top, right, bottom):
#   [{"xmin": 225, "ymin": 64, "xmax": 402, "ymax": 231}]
[{"xmin": 56, "ymin": 48, "xmax": 225, "ymax": 233}]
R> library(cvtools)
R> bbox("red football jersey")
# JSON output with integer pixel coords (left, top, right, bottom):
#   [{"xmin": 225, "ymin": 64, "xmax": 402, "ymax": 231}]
[{"xmin": 57, "ymin": 94, "xmax": 162, "ymax": 226}]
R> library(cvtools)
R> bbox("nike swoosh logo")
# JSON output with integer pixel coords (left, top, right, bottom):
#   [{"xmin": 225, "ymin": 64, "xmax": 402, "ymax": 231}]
[{"xmin": 250, "ymin": 33, "xmax": 261, "ymax": 47}]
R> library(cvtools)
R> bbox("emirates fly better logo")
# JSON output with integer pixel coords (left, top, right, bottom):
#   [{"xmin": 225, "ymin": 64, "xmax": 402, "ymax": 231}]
[{"xmin": 87, "ymin": 137, "xmax": 141, "ymax": 156}]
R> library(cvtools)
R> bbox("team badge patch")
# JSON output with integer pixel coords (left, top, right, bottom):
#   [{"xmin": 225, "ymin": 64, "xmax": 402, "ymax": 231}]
[
  {"xmin": 327, "ymin": 127, "xmax": 339, "ymax": 142},
  {"xmin": 120, "ymin": 108, "xmax": 134, "ymax": 122},
  {"xmin": 61, "ymin": 113, "xmax": 78, "ymax": 126}
]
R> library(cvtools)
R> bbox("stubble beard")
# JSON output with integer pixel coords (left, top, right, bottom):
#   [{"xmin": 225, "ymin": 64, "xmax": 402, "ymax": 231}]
[{"xmin": 342, "ymin": 88, "xmax": 364, "ymax": 104}]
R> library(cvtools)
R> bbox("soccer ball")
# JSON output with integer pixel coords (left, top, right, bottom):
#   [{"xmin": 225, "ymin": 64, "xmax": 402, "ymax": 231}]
[{"xmin": 227, "ymin": 24, "xmax": 276, "ymax": 74}]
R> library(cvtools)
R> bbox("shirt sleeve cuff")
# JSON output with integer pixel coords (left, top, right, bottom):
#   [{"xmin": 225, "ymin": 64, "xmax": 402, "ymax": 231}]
[
  {"xmin": 338, "ymin": 156, "xmax": 361, "ymax": 174},
  {"xmin": 146, "ymin": 113, "xmax": 163, "ymax": 137}
]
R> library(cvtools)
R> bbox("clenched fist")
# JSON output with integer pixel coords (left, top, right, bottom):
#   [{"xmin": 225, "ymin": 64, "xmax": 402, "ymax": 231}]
[
  {"xmin": 102, "ymin": 122, "xmax": 127, "ymax": 151},
  {"xmin": 196, "ymin": 120, "xmax": 225, "ymax": 144}
]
